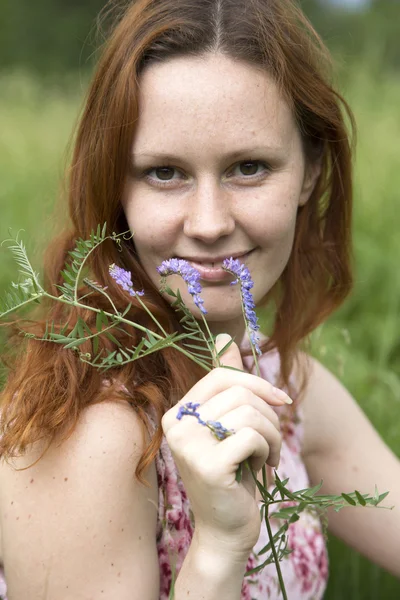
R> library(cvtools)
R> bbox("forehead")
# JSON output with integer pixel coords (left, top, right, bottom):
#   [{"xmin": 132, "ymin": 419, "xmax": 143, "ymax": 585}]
[{"xmin": 133, "ymin": 53, "xmax": 299, "ymax": 157}]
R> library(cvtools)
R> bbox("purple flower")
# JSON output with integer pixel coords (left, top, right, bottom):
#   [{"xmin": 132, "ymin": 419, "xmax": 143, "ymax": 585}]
[
  {"xmin": 109, "ymin": 264, "xmax": 145, "ymax": 297},
  {"xmin": 205, "ymin": 420, "xmax": 236, "ymax": 440},
  {"xmin": 221, "ymin": 257, "xmax": 262, "ymax": 356},
  {"xmin": 157, "ymin": 258, "xmax": 207, "ymax": 314},
  {"xmin": 176, "ymin": 401, "xmax": 204, "ymax": 423},
  {"xmin": 176, "ymin": 402, "xmax": 235, "ymax": 440}
]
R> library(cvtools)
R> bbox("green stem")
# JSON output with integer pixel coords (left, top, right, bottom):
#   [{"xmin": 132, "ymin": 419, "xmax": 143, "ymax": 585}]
[
  {"xmin": 136, "ymin": 296, "xmax": 169, "ymax": 337},
  {"xmin": 42, "ymin": 291, "xmax": 213, "ymax": 372},
  {"xmin": 200, "ymin": 313, "xmax": 219, "ymax": 365},
  {"xmin": 265, "ymin": 504, "xmax": 288, "ymax": 600},
  {"xmin": 246, "ymin": 464, "xmax": 287, "ymax": 599}
]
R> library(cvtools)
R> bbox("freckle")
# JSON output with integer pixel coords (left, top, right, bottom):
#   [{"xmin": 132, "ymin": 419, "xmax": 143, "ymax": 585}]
[
  {"xmin": 28, "ymin": 514, "xmax": 31, "ymax": 519},
  {"xmin": 352, "ymin": 465, "xmax": 359, "ymax": 472},
  {"xmin": 16, "ymin": 516, "xmax": 19, "ymax": 520},
  {"xmin": 64, "ymin": 477, "xmax": 68, "ymax": 481},
  {"xmin": 109, "ymin": 519, "xmax": 112, "ymax": 523},
  {"xmin": 111, "ymin": 563, "xmax": 114, "ymax": 567},
  {"xmin": 30, "ymin": 478, "xmax": 34, "ymax": 483},
  {"xmin": 138, "ymin": 536, "xmax": 142, "ymax": 540},
  {"xmin": 103, "ymin": 451, "xmax": 106, "ymax": 454},
  {"xmin": 117, "ymin": 572, "xmax": 121, "ymax": 577},
  {"xmin": 53, "ymin": 476, "xmax": 56, "ymax": 479},
  {"xmin": 121, "ymin": 528, "xmax": 124, "ymax": 532},
  {"xmin": 11, "ymin": 501, "xmax": 13, "ymax": 505}
]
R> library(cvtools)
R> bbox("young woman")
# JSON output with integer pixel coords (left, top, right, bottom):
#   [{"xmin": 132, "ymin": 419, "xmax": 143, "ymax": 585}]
[{"xmin": 0, "ymin": 1, "xmax": 399, "ymax": 598}]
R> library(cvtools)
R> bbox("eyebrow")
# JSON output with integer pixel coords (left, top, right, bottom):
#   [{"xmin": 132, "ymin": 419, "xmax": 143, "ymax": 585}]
[{"xmin": 131, "ymin": 146, "xmax": 283, "ymax": 162}]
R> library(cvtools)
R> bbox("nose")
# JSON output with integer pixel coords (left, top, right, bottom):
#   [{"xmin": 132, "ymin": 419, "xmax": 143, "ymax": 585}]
[{"xmin": 183, "ymin": 179, "xmax": 235, "ymax": 243}]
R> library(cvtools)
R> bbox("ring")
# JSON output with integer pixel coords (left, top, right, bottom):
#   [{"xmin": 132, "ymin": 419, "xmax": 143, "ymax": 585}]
[{"xmin": 176, "ymin": 401, "xmax": 236, "ymax": 440}]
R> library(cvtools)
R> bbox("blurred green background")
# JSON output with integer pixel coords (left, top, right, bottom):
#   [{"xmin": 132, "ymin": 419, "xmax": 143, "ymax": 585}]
[{"xmin": 0, "ymin": 0, "xmax": 399, "ymax": 597}]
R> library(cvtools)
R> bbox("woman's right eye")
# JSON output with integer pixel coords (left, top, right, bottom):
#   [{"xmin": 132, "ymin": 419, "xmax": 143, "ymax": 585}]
[{"xmin": 143, "ymin": 166, "xmax": 183, "ymax": 186}]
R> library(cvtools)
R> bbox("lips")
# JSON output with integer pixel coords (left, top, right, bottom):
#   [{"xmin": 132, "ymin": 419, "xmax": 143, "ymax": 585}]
[
  {"xmin": 176, "ymin": 250, "xmax": 254, "ymax": 266},
  {"xmin": 172, "ymin": 250, "xmax": 255, "ymax": 282}
]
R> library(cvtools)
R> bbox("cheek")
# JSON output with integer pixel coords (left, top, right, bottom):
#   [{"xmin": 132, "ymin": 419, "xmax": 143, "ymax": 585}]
[
  {"xmin": 252, "ymin": 201, "xmax": 298, "ymax": 248},
  {"xmin": 124, "ymin": 197, "xmax": 178, "ymax": 255}
]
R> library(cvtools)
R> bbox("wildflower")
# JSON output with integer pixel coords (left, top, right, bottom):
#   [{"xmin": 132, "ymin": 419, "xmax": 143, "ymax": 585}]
[
  {"xmin": 205, "ymin": 419, "xmax": 236, "ymax": 440},
  {"xmin": 222, "ymin": 257, "xmax": 262, "ymax": 356},
  {"xmin": 109, "ymin": 264, "xmax": 145, "ymax": 297},
  {"xmin": 176, "ymin": 401, "xmax": 204, "ymax": 423},
  {"xmin": 176, "ymin": 402, "xmax": 235, "ymax": 440},
  {"xmin": 157, "ymin": 258, "xmax": 207, "ymax": 314}
]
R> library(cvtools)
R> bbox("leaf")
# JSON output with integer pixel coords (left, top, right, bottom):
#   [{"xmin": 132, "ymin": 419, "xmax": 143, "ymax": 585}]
[
  {"xmin": 96, "ymin": 312, "xmax": 103, "ymax": 333},
  {"xmin": 354, "ymin": 490, "xmax": 367, "ymax": 506},
  {"xmin": 341, "ymin": 493, "xmax": 356, "ymax": 506},
  {"xmin": 301, "ymin": 481, "xmax": 324, "ymax": 498},
  {"xmin": 104, "ymin": 331, "xmax": 121, "ymax": 347},
  {"xmin": 257, "ymin": 523, "xmax": 289, "ymax": 555},
  {"xmin": 64, "ymin": 338, "xmax": 88, "ymax": 350},
  {"xmin": 289, "ymin": 513, "xmax": 300, "ymax": 524},
  {"xmin": 376, "ymin": 491, "xmax": 390, "ymax": 505},
  {"xmin": 217, "ymin": 337, "xmax": 235, "ymax": 357}
]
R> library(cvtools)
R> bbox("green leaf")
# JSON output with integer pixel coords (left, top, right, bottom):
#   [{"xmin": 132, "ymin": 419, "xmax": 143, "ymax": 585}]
[
  {"xmin": 341, "ymin": 493, "xmax": 356, "ymax": 506},
  {"xmin": 355, "ymin": 490, "xmax": 367, "ymax": 506},
  {"xmin": 104, "ymin": 331, "xmax": 121, "ymax": 347},
  {"xmin": 96, "ymin": 312, "xmax": 103, "ymax": 332},
  {"xmin": 289, "ymin": 513, "xmax": 300, "ymax": 524},
  {"xmin": 64, "ymin": 338, "xmax": 88, "ymax": 350},
  {"xmin": 93, "ymin": 334, "xmax": 99, "ymax": 355},
  {"xmin": 217, "ymin": 337, "xmax": 235, "ymax": 357},
  {"xmin": 376, "ymin": 491, "xmax": 390, "ymax": 504}
]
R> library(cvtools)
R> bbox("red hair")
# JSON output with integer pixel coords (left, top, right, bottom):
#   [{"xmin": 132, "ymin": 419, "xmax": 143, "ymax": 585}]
[{"xmin": 0, "ymin": 0, "xmax": 354, "ymax": 485}]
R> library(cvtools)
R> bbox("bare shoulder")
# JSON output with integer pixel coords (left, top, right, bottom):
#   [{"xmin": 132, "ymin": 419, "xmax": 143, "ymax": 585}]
[
  {"xmin": 0, "ymin": 400, "xmax": 160, "ymax": 599},
  {"xmin": 296, "ymin": 353, "xmax": 367, "ymax": 458}
]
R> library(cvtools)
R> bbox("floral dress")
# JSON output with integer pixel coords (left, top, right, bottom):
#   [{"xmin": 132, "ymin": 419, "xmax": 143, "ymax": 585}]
[
  {"xmin": 0, "ymin": 348, "xmax": 328, "ymax": 599},
  {"xmin": 153, "ymin": 348, "xmax": 329, "ymax": 599}
]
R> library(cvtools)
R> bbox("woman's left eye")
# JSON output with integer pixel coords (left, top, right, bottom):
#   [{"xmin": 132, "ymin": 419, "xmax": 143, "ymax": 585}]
[{"xmin": 231, "ymin": 161, "xmax": 269, "ymax": 177}]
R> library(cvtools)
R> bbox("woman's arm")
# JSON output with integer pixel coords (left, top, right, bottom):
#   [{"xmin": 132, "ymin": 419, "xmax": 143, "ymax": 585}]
[
  {"xmin": 0, "ymin": 400, "xmax": 160, "ymax": 599},
  {"xmin": 300, "ymin": 357, "xmax": 400, "ymax": 577}
]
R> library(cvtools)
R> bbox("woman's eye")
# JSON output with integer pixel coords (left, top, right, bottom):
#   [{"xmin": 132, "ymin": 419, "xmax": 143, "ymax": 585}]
[
  {"xmin": 152, "ymin": 167, "xmax": 176, "ymax": 181},
  {"xmin": 233, "ymin": 161, "xmax": 268, "ymax": 177}
]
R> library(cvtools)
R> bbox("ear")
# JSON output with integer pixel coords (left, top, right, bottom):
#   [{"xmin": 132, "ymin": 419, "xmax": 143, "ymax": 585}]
[{"xmin": 298, "ymin": 159, "xmax": 322, "ymax": 207}]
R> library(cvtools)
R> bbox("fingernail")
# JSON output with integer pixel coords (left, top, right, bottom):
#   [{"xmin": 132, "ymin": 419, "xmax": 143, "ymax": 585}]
[
  {"xmin": 272, "ymin": 386, "xmax": 293, "ymax": 404},
  {"xmin": 216, "ymin": 333, "xmax": 231, "ymax": 346}
]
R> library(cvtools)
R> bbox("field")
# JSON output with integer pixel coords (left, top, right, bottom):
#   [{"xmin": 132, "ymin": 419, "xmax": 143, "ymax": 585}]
[{"xmin": 0, "ymin": 64, "xmax": 399, "ymax": 598}]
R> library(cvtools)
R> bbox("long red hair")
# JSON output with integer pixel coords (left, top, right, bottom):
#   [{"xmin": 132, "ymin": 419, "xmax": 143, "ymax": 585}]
[{"xmin": 0, "ymin": 0, "xmax": 354, "ymax": 485}]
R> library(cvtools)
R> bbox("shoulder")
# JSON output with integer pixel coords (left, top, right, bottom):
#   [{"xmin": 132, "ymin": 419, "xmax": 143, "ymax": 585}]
[
  {"xmin": 0, "ymin": 400, "xmax": 160, "ymax": 597},
  {"xmin": 295, "ymin": 354, "xmax": 365, "ymax": 459}
]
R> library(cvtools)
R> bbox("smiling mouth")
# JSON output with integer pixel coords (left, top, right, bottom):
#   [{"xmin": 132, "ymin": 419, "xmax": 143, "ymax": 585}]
[{"xmin": 175, "ymin": 250, "xmax": 254, "ymax": 267}]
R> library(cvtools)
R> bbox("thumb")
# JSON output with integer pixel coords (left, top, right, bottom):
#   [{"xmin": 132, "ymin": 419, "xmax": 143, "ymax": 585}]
[{"xmin": 214, "ymin": 333, "xmax": 244, "ymax": 371}]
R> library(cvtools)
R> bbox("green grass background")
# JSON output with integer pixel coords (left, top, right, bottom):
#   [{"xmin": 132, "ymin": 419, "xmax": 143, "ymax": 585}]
[{"xmin": 0, "ymin": 60, "xmax": 399, "ymax": 597}]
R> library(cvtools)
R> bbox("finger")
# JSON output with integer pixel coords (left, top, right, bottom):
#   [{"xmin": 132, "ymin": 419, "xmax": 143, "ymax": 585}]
[
  {"xmin": 214, "ymin": 333, "xmax": 244, "ymax": 371},
  {"xmin": 198, "ymin": 386, "xmax": 281, "ymax": 433},
  {"xmin": 216, "ymin": 427, "xmax": 271, "ymax": 473},
  {"xmin": 215, "ymin": 405, "xmax": 281, "ymax": 468},
  {"xmin": 180, "ymin": 368, "xmax": 292, "ymax": 411}
]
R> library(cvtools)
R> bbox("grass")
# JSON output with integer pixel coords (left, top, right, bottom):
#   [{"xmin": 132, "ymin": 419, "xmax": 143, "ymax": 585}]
[{"xmin": 0, "ymin": 65, "xmax": 399, "ymax": 597}]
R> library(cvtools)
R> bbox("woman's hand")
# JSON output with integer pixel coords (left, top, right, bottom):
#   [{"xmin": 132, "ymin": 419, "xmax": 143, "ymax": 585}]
[{"xmin": 161, "ymin": 334, "xmax": 291, "ymax": 556}]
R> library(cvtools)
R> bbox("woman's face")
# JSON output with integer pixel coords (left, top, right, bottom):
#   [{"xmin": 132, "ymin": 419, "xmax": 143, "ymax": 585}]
[{"xmin": 123, "ymin": 53, "xmax": 318, "ymax": 339}]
